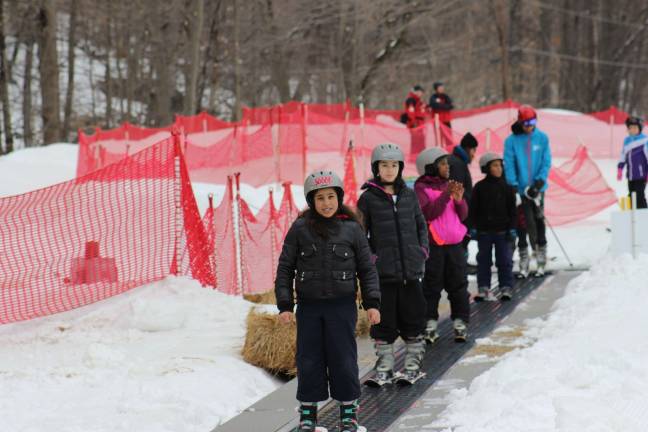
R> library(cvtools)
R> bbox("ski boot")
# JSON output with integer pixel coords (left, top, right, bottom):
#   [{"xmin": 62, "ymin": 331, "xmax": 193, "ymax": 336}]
[
  {"xmin": 500, "ymin": 286, "xmax": 512, "ymax": 301},
  {"xmin": 534, "ymin": 245, "xmax": 547, "ymax": 277},
  {"xmin": 339, "ymin": 400, "xmax": 366, "ymax": 432},
  {"xmin": 365, "ymin": 341, "xmax": 395, "ymax": 387},
  {"xmin": 297, "ymin": 403, "xmax": 323, "ymax": 432},
  {"xmin": 453, "ymin": 319, "xmax": 467, "ymax": 342},
  {"xmin": 517, "ymin": 247, "xmax": 529, "ymax": 279},
  {"xmin": 397, "ymin": 336, "xmax": 426, "ymax": 385},
  {"xmin": 475, "ymin": 286, "xmax": 496, "ymax": 302},
  {"xmin": 424, "ymin": 319, "xmax": 439, "ymax": 344}
]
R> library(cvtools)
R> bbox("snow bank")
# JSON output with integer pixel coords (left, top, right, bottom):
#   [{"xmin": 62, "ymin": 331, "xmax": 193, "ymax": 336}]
[
  {"xmin": 0, "ymin": 277, "xmax": 280, "ymax": 431},
  {"xmin": 432, "ymin": 254, "xmax": 648, "ymax": 432}
]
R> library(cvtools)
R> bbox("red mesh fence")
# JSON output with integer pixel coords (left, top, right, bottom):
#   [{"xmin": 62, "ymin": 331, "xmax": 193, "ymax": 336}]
[
  {"xmin": 0, "ymin": 133, "xmax": 214, "ymax": 324},
  {"xmin": 78, "ymin": 100, "xmax": 634, "ymax": 187}
]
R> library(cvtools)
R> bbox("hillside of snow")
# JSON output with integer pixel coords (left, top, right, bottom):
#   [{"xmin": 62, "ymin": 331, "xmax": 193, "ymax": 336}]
[{"xmin": 0, "ymin": 142, "xmax": 638, "ymax": 432}]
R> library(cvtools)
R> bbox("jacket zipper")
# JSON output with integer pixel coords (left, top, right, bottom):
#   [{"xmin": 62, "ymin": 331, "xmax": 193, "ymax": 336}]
[{"xmin": 391, "ymin": 191, "xmax": 408, "ymax": 284}]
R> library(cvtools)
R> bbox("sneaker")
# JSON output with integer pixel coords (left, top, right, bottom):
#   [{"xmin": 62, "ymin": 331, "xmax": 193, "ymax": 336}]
[
  {"xmin": 424, "ymin": 319, "xmax": 438, "ymax": 344},
  {"xmin": 475, "ymin": 286, "xmax": 496, "ymax": 302},
  {"xmin": 297, "ymin": 404, "xmax": 318, "ymax": 432},
  {"xmin": 500, "ymin": 286, "xmax": 512, "ymax": 301}
]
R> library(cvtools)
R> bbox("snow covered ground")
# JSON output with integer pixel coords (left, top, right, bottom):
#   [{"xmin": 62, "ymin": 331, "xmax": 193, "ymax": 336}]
[
  {"xmin": 432, "ymin": 254, "xmax": 648, "ymax": 432},
  {"xmin": 0, "ymin": 144, "xmax": 641, "ymax": 431}
]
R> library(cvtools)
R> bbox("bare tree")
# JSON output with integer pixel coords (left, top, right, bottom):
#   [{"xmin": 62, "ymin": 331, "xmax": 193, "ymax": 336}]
[
  {"xmin": 0, "ymin": 0, "xmax": 13, "ymax": 153},
  {"xmin": 37, "ymin": 0, "xmax": 61, "ymax": 145}
]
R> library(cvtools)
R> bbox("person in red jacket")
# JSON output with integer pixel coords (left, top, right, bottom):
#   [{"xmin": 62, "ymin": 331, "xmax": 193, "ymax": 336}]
[{"xmin": 402, "ymin": 85, "xmax": 427, "ymax": 161}]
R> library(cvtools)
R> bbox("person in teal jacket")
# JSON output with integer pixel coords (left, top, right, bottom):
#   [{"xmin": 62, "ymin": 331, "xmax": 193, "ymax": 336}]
[{"xmin": 503, "ymin": 105, "xmax": 552, "ymax": 278}]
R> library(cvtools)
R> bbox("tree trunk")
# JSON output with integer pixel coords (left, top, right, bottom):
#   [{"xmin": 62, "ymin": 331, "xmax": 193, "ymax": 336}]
[
  {"xmin": 490, "ymin": 0, "xmax": 511, "ymax": 100},
  {"xmin": 233, "ymin": 0, "xmax": 241, "ymax": 120},
  {"xmin": 61, "ymin": 0, "xmax": 78, "ymax": 141},
  {"xmin": 0, "ymin": 0, "xmax": 13, "ymax": 153},
  {"xmin": 104, "ymin": 7, "xmax": 113, "ymax": 128},
  {"xmin": 23, "ymin": 40, "xmax": 34, "ymax": 146},
  {"xmin": 185, "ymin": 0, "xmax": 204, "ymax": 114},
  {"xmin": 37, "ymin": 0, "xmax": 61, "ymax": 145}
]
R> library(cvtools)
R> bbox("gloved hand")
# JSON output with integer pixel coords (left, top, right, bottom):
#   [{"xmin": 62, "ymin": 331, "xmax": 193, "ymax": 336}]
[
  {"xmin": 505, "ymin": 229, "xmax": 517, "ymax": 242},
  {"xmin": 525, "ymin": 186, "xmax": 539, "ymax": 199},
  {"xmin": 469, "ymin": 228, "xmax": 478, "ymax": 239},
  {"xmin": 526, "ymin": 179, "xmax": 545, "ymax": 199},
  {"xmin": 617, "ymin": 168, "xmax": 623, "ymax": 181}
]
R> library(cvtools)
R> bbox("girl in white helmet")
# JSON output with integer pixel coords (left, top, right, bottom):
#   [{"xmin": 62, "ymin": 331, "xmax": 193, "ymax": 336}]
[{"xmin": 357, "ymin": 143, "xmax": 429, "ymax": 385}]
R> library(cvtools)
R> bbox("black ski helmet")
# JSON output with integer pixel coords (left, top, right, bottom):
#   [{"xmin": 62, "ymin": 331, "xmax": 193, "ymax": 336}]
[{"xmin": 625, "ymin": 116, "xmax": 643, "ymax": 132}]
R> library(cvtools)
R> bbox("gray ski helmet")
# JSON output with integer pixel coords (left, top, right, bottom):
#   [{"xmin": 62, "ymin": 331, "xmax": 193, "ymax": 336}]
[
  {"xmin": 303, "ymin": 170, "xmax": 344, "ymax": 206},
  {"xmin": 371, "ymin": 143, "xmax": 404, "ymax": 177},
  {"xmin": 415, "ymin": 147, "xmax": 449, "ymax": 176},
  {"xmin": 479, "ymin": 152, "xmax": 503, "ymax": 174}
]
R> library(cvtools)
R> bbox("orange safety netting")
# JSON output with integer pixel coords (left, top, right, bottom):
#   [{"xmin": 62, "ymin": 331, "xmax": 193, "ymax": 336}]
[{"xmin": 0, "ymin": 133, "xmax": 214, "ymax": 324}]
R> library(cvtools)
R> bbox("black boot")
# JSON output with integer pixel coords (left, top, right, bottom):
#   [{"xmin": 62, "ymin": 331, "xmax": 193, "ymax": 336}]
[{"xmin": 297, "ymin": 404, "xmax": 318, "ymax": 431}]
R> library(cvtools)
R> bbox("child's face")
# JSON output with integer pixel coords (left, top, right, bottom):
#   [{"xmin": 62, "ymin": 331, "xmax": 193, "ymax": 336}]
[
  {"xmin": 628, "ymin": 125, "xmax": 640, "ymax": 136},
  {"xmin": 437, "ymin": 157, "xmax": 450, "ymax": 179},
  {"xmin": 489, "ymin": 160, "xmax": 503, "ymax": 178},
  {"xmin": 378, "ymin": 160, "xmax": 399, "ymax": 183},
  {"xmin": 313, "ymin": 188, "xmax": 339, "ymax": 218}
]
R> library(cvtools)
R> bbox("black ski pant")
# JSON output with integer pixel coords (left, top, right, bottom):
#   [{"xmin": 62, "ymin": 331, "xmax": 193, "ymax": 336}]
[
  {"xmin": 517, "ymin": 193, "xmax": 547, "ymax": 250},
  {"xmin": 295, "ymin": 299, "xmax": 359, "ymax": 403},
  {"xmin": 628, "ymin": 179, "xmax": 647, "ymax": 209},
  {"xmin": 423, "ymin": 243, "xmax": 470, "ymax": 323},
  {"xmin": 477, "ymin": 232, "xmax": 513, "ymax": 289},
  {"xmin": 370, "ymin": 279, "xmax": 426, "ymax": 344}
]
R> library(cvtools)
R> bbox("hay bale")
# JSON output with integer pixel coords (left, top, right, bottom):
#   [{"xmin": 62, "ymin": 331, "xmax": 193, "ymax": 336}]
[
  {"xmin": 355, "ymin": 308, "xmax": 371, "ymax": 337},
  {"xmin": 242, "ymin": 303, "xmax": 372, "ymax": 377},
  {"xmin": 243, "ymin": 290, "xmax": 276, "ymax": 304},
  {"xmin": 242, "ymin": 308, "xmax": 297, "ymax": 376}
]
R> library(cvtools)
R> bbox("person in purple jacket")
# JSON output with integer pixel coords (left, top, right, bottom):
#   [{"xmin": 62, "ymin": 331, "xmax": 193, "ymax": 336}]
[
  {"xmin": 414, "ymin": 147, "xmax": 470, "ymax": 343},
  {"xmin": 617, "ymin": 116, "xmax": 648, "ymax": 209}
]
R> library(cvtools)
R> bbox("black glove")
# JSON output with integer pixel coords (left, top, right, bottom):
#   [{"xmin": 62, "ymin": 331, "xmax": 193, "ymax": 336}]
[
  {"xmin": 526, "ymin": 186, "xmax": 539, "ymax": 199},
  {"xmin": 533, "ymin": 179, "xmax": 545, "ymax": 189}
]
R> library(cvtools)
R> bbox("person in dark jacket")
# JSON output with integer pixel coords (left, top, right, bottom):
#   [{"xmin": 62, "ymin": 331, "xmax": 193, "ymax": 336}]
[
  {"xmin": 357, "ymin": 143, "xmax": 429, "ymax": 383},
  {"xmin": 403, "ymin": 85, "xmax": 427, "ymax": 161},
  {"xmin": 414, "ymin": 147, "xmax": 471, "ymax": 343},
  {"xmin": 275, "ymin": 170, "xmax": 380, "ymax": 432},
  {"xmin": 429, "ymin": 82, "xmax": 453, "ymax": 128},
  {"xmin": 448, "ymin": 133, "xmax": 479, "ymax": 273},
  {"xmin": 470, "ymin": 152, "xmax": 517, "ymax": 301}
]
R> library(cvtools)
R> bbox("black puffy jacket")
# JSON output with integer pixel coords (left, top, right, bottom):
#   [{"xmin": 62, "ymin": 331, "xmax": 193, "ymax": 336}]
[
  {"xmin": 274, "ymin": 214, "xmax": 380, "ymax": 313},
  {"xmin": 357, "ymin": 181, "xmax": 429, "ymax": 282}
]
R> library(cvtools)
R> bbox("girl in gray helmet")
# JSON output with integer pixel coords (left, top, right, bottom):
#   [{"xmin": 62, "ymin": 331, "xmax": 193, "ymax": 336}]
[
  {"xmin": 275, "ymin": 170, "xmax": 381, "ymax": 432},
  {"xmin": 414, "ymin": 147, "xmax": 471, "ymax": 342},
  {"xmin": 357, "ymin": 143, "xmax": 429, "ymax": 385}
]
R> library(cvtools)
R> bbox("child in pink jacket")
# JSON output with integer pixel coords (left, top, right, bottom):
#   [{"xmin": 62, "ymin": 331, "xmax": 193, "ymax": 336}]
[{"xmin": 414, "ymin": 147, "xmax": 470, "ymax": 342}]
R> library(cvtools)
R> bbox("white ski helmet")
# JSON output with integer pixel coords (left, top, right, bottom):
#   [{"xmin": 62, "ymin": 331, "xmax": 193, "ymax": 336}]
[
  {"xmin": 371, "ymin": 143, "xmax": 404, "ymax": 177},
  {"xmin": 415, "ymin": 147, "xmax": 449, "ymax": 176},
  {"xmin": 303, "ymin": 170, "xmax": 344, "ymax": 205},
  {"xmin": 479, "ymin": 152, "xmax": 503, "ymax": 174}
]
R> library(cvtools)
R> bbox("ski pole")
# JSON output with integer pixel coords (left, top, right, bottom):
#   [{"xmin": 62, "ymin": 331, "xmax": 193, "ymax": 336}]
[{"xmin": 543, "ymin": 216, "xmax": 574, "ymax": 268}]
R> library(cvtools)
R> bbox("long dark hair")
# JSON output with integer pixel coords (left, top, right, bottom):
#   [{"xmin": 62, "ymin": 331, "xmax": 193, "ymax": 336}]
[{"xmin": 299, "ymin": 204, "xmax": 362, "ymax": 239}]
